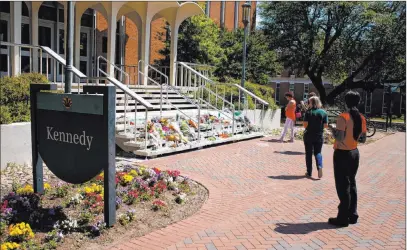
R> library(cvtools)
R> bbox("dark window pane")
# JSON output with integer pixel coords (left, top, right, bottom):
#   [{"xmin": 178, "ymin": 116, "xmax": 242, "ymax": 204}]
[
  {"xmin": 59, "ymin": 29, "xmax": 64, "ymax": 54},
  {"xmin": 22, "ymin": 3, "xmax": 29, "ymax": 17},
  {"xmin": 21, "ymin": 56, "xmax": 30, "ymax": 73},
  {"xmin": 102, "ymin": 37, "xmax": 107, "ymax": 53},
  {"xmin": 81, "ymin": 13, "xmax": 93, "ymax": 28},
  {"xmin": 80, "ymin": 32, "xmax": 87, "ymax": 56},
  {"xmin": 115, "ymin": 34, "xmax": 120, "ymax": 64},
  {"xmin": 39, "ymin": 26, "xmax": 51, "ymax": 47},
  {"xmin": 0, "ymin": 20, "xmax": 8, "ymax": 49},
  {"xmin": 0, "ymin": 2, "xmax": 10, "ymax": 13},
  {"xmin": 21, "ymin": 23, "xmax": 30, "ymax": 51},
  {"xmin": 58, "ymin": 63, "xmax": 63, "ymax": 74},
  {"xmin": 80, "ymin": 61, "xmax": 87, "ymax": 75},
  {"xmin": 38, "ymin": 5, "xmax": 57, "ymax": 21},
  {"xmin": 58, "ymin": 9, "xmax": 64, "ymax": 23},
  {"xmin": 0, "ymin": 54, "xmax": 7, "ymax": 71},
  {"xmin": 39, "ymin": 58, "xmax": 52, "ymax": 74}
]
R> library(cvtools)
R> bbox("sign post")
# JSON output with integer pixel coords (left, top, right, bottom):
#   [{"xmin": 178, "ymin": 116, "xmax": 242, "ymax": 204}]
[{"xmin": 30, "ymin": 85, "xmax": 116, "ymax": 226}]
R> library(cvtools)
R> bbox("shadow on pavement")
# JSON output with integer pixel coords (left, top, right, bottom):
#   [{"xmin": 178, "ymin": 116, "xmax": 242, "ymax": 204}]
[
  {"xmin": 274, "ymin": 151, "xmax": 305, "ymax": 155},
  {"xmin": 274, "ymin": 222, "xmax": 336, "ymax": 234},
  {"xmin": 268, "ymin": 175, "xmax": 320, "ymax": 181}
]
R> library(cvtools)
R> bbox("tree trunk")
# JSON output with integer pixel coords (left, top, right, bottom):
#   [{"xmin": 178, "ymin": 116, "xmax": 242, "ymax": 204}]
[
  {"xmin": 326, "ymin": 82, "xmax": 349, "ymax": 105},
  {"xmin": 307, "ymin": 73, "xmax": 327, "ymax": 104}
]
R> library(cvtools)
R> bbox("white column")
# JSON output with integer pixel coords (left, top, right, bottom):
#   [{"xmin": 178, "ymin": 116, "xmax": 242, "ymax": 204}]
[
  {"xmin": 29, "ymin": 3, "xmax": 39, "ymax": 72},
  {"xmin": 234, "ymin": 1, "xmax": 239, "ymax": 31},
  {"xmin": 169, "ymin": 22, "xmax": 179, "ymax": 86},
  {"xmin": 140, "ymin": 17, "xmax": 151, "ymax": 85},
  {"xmin": 220, "ymin": 1, "xmax": 225, "ymax": 29},
  {"xmin": 10, "ymin": 2, "xmax": 22, "ymax": 76},
  {"xmin": 107, "ymin": 13, "xmax": 117, "ymax": 77}
]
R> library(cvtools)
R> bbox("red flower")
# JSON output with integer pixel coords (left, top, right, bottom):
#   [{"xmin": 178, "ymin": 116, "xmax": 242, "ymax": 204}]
[
  {"xmin": 153, "ymin": 168, "xmax": 161, "ymax": 175},
  {"xmin": 166, "ymin": 170, "xmax": 181, "ymax": 178},
  {"xmin": 1, "ymin": 200, "xmax": 8, "ymax": 213},
  {"xmin": 128, "ymin": 190, "xmax": 139, "ymax": 199}
]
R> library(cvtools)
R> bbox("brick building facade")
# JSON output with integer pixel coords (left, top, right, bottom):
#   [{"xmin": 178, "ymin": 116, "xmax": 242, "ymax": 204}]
[
  {"xmin": 94, "ymin": 1, "xmax": 257, "ymax": 70},
  {"xmin": 269, "ymin": 77, "xmax": 405, "ymax": 118}
]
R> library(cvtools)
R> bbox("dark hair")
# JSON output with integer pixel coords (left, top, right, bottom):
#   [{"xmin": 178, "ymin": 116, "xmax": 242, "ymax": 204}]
[
  {"xmin": 345, "ymin": 91, "xmax": 362, "ymax": 140},
  {"xmin": 285, "ymin": 92, "xmax": 293, "ymax": 98}
]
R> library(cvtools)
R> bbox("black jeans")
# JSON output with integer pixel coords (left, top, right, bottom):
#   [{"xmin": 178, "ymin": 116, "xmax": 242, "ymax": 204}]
[
  {"xmin": 333, "ymin": 149, "xmax": 360, "ymax": 222},
  {"xmin": 303, "ymin": 133, "xmax": 323, "ymax": 175}
]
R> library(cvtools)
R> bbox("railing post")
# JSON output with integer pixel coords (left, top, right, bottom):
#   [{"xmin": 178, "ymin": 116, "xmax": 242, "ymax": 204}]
[
  {"xmin": 145, "ymin": 110, "xmax": 148, "ymax": 150},
  {"xmin": 124, "ymin": 94, "xmax": 128, "ymax": 134},
  {"xmin": 238, "ymin": 89, "xmax": 241, "ymax": 111},
  {"xmin": 134, "ymin": 100, "xmax": 138, "ymax": 141},
  {"xmin": 46, "ymin": 54, "xmax": 49, "ymax": 79},
  {"xmin": 40, "ymin": 50, "xmax": 42, "ymax": 74},
  {"xmin": 160, "ymin": 84, "xmax": 163, "ymax": 119},
  {"xmin": 180, "ymin": 65, "xmax": 184, "ymax": 87}
]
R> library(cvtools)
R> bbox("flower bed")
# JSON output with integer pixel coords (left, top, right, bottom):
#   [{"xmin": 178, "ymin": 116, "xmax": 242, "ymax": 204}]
[{"xmin": 0, "ymin": 165, "xmax": 208, "ymax": 249}]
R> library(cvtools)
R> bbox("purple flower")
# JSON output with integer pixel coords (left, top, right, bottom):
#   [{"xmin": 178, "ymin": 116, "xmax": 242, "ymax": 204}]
[{"xmin": 48, "ymin": 208, "xmax": 55, "ymax": 215}]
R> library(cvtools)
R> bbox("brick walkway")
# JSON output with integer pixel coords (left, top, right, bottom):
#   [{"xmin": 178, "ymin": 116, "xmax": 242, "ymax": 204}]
[{"xmin": 109, "ymin": 133, "xmax": 406, "ymax": 250}]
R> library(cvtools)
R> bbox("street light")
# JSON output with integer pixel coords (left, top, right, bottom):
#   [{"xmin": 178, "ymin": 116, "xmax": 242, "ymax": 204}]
[{"xmin": 241, "ymin": 2, "xmax": 251, "ymax": 107}]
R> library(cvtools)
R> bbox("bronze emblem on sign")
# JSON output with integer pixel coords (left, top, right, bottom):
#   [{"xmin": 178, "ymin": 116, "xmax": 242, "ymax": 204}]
[{"xmin": 62, "ymin": 97, "xmax": 72, "ymax": 109}]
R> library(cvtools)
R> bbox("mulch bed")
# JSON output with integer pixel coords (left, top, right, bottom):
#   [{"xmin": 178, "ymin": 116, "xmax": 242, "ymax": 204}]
[{"xmin": 0, "ymin": 164, "xmax": 208, "ymax": 250}]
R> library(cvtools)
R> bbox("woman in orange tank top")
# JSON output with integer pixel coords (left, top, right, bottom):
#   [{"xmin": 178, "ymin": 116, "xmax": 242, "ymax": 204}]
[{"xmin": 328, "ymin": 91, "xmax": 367, "ymax": 227}]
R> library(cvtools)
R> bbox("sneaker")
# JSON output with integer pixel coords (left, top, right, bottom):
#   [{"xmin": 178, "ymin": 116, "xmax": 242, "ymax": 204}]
[
  {"xmin": 305, "ymin": 172, "xmax": 311, "ymax": 178},
  {"xmin": 328, "ymin": 217, "xmax": 349, "ymax": 227},
  {"xmin": 288, "ymin": 139, "xmax": 294, "ymax": 143},
  {"xmin": 318, "ymin": 168, "xmax": 323, "ymax": 178}
]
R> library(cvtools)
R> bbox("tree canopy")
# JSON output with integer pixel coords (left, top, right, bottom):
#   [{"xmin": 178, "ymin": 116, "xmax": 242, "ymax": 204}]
[
  {"xmin": 156, "ymin": 14, "xmax": 281, "ymax": 85},
  {"xmin": 259, "ymin": 1, "xmax": 406, "ymax": 104}
]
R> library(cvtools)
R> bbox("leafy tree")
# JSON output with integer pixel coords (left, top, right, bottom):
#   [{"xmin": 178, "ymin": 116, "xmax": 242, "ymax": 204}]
[
  {"xmin": 259, "ymin": 1, "xmax": 406, "ymax": 104},
  {"xmin": 155, "ymin": 14, "xmax": 224, "ymax": 66},
  {"xmin": 215, "ymin": 30, "xmax": 282, "ymax": 85}
]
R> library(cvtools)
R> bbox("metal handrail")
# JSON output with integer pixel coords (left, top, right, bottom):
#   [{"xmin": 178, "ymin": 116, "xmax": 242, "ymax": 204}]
[
  {"xmin": 178, "ymin": 62, "xmax": 268, "ymax": 107},
  {"xmin": 198, "ymin": 98, "xmax": 235, "ymax": 135},
  {"xmin": 138, "ymin": 60, "xmax": 169, "ymax": 86},
  {"xmin": 97, "ymin": 56, "xmax": 129, "ymax": 84}
]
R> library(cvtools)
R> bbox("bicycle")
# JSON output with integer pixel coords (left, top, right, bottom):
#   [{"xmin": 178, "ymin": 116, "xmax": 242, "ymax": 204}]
[{"xmin": 363, "ymin": 114, "xmax": 376, "ymax": 138}]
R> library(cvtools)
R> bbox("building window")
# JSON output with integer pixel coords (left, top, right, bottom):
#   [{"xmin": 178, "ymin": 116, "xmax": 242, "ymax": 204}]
[
  {"xmin": 102, "ymin": 37, "xmax": 107, "ymax": 53},
  {"xmin": 59, "ymin": 29, "xmax": 64, "ymax": 54},
  {"xmin": 382, "ymin": 86, "xmax": 389, "ymax": 114},
  {"xmin": 38, "ymin": 5, "xmax": 57, "ymax": 22},
  {"xmin": 401, "ymin": 93, "xmax": 405, "ymax": 114},
  {"xmin": 275, "ymin": 83, "xmax": 280, "ymax": 105},
  {"xmin": 365, "ymin": 92, "xmax": 372, "ymax": 114},
  {"xmin": 289, "ymin": 82, "xmax": 295, "ymax": 93},
  {"xmin": 80, "ymin": 32, "xmax": 88, "ymax": 57},
  {"xmin": 0, "ymin": 20, "xmax": 8, "ymax": 49},
  {"xmin": 0, "ymin": 54, "xmax": 7, "ymax": 72},
  {"xmin": 303, "ymin": 83, "xmax": 309, "ymax": 100}
]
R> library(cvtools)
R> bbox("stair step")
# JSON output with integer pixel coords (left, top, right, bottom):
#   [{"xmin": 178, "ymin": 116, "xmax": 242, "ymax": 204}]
[
  {"xmin": 115, "ymin": 104, "xmax": 199, "ymax": 112},
  {"xmin": 116, "ymin": 98, "xmax": 190, "ymax": 105}
]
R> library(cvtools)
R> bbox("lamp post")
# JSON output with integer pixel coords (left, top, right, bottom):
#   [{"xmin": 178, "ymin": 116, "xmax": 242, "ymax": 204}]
[
  {"xmin": 241, "ymin": 2, "xmax": 251, "ymax": 107},
  {"xmin": 65, "ymin": 1, "xmax": 74, "ymax": 93}
]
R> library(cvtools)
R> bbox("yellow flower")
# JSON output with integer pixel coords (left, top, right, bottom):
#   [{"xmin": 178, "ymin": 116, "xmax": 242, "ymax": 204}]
[
  {"xmin": 83, "ymin": 183, "xmax": 103, "ymax": 194},
  {"xmin": 122, "ymin": 174, "xmax": 133, "ymax": 184},
  {"xmin": 1, "ymin": 242, "xmax": 20, "ymax": 250},
  {"xmin": 8, "ymin": 222, "xmax": 34, "ymax": 240},
  {"xmin": 44, "ymin": 183, "xmax": 51, "ymax": 190},
  {"xmin": 16, "ymin": 185, "xmax": 34, "ymax": 195},
  {"xmin": 128, "ymin": 170, "xmax": 138, "ymax": 177}
]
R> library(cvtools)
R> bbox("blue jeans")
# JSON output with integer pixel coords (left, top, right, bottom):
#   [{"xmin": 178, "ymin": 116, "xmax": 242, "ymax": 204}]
[{"xmin": 303, "ymin": 133, "xmax": 323, "ymax": 175}]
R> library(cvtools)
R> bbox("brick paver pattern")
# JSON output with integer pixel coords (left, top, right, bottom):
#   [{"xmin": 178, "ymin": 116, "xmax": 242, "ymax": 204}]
[{"xmin": 108, "ymin": 133, "xmax": 406, "ymax": 250}]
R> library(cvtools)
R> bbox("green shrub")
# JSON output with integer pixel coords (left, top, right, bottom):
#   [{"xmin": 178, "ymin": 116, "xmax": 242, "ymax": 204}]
[{"xmin": 0, "ymin": 73, "xmax": 49, "ymax": 124}]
